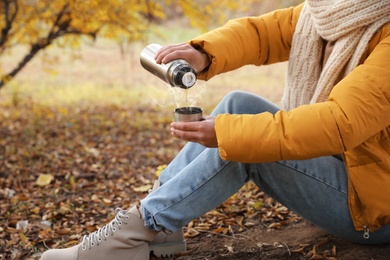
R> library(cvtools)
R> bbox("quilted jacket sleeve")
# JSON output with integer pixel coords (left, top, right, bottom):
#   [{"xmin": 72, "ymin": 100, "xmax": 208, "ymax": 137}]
[
  {"xmin": 215, "ymin": 27, "xmax": 390, "ymax": 163},
  {"xmin": 188, "ymin": 4, "xmax": 303, "ymax": 80}
]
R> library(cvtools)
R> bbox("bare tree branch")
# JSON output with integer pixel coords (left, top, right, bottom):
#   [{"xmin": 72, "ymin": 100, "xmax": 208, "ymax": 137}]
[
  {"xmin": 0, "ymin": 2, "xmax": 74, "ymax": 89},
  {"xmin": 0, "ymin": 0, "xmax": 18, "ymax": 50}
]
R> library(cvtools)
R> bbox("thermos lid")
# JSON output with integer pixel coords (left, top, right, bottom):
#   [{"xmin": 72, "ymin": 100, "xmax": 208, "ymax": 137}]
[
  {"xmin": 173, "ymin": 65, "xmax": 197, "ymax": 88},
  {"xmin": 182, "ymin": 72, "xmax": 196, "ymax": 88}
]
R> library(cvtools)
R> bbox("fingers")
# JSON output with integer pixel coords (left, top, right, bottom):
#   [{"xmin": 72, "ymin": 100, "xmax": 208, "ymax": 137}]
[
  {"xmin": 170, "ymin": 119, "xmax": 218, "ymax": 148},
  {"xmin": 170, "ymin": 117, "xmax": 215, "ymax": 132},
  {"xmin": 155, "ymin": 43, "xmax": 190, "ymax": 64},
  {"xmin": 170, "ymin": 121, "xmax": 199, "ymax": 137},
  {"xmin": 154, "ymin": 43, "xmax": 210, "ymax": 73}
]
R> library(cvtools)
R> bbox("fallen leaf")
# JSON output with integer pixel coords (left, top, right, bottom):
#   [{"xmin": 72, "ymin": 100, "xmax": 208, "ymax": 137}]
[
  {"xmin": 155, "ymin": 164, "xmax": 166, "ymax": 176},
  {"xmin": 224, "ymin": 245, "xmax": 234, "ymax": 253},
  {"xmin": 184, "ymin": 228, "xmax": 199, "ymax": 238},
  {"xmin": 16, "ymin": 220, "xmax": 28, "ymax": 232},
  {"xmin": 132, "ymin": 184, "xmax": 152, "ymax": 192},
  {"xmin": 36, "ymin": 174, "xmax": 54, "ymax": 186}
]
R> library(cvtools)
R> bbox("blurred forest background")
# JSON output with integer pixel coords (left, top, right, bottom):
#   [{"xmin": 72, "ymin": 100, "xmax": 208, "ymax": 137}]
[
  {"xmin": 0, "ymin": 0, "xmax": 303, "ymax": 107},
  {"xmin": 0, "ymin": 1, "xmax": 304, "ymax": 259}
]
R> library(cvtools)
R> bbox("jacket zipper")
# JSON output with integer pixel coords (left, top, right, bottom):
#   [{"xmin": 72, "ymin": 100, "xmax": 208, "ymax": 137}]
[
  {"xmin": 342, "ymin": 154, "xmax": 370, "ymax": 239},
  {"xmin": 350, "ymin": 180, "xmax": 370, "ymax": 239}
]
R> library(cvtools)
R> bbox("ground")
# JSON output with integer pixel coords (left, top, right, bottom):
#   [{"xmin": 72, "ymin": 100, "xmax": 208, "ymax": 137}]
[
  {"xmin": 174, "ymin": 221, "xmax": 390, "ymax": 260},
  {"xmin": 1, "ymin": 38, "xmax": 389, "ymax": 258},
  {"xmin": 1, "ymin": 104, "xmax": 390, "ymax": 260}
]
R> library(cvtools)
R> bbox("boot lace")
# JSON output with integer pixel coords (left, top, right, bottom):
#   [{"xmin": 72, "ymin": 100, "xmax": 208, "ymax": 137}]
[{"xmin": 81, "ymin": 208, "xmax": 130, "ymax": 250}]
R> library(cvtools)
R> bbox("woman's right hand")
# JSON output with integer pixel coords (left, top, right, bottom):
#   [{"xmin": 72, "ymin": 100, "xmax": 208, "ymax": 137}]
[{"xmin": 154, "ymin": 43, "xmax": 211, "ymax": 73}]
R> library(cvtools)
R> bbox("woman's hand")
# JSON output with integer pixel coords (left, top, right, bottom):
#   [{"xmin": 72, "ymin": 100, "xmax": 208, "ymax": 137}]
[
  {"xmin": 155, "ymin": 43, "xmax": 210, "ymax": 73},
  {"xmin": 170, "ymin": 116, "xmax": 218, "ymax": 148}
]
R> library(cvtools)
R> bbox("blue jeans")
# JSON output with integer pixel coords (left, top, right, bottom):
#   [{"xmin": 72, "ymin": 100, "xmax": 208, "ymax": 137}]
[{"xmin": 141, "ymin": 91, "xmax": 390, "ymax": 245}]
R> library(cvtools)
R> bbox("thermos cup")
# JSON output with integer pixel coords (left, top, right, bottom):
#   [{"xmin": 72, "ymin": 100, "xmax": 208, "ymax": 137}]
[{"xmin": 174, "ymin": 107, "xmax": 203, "ymax": 122}]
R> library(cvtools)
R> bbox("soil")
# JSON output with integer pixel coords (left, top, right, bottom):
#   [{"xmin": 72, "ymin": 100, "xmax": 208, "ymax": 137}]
[{"xmin": 174, "ymin": 221, "xmax": 390, "ymax": 260}]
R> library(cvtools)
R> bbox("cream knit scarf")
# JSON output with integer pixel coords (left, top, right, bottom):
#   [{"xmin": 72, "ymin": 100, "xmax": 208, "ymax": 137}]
[{"xmin": 283, "ymin": 0, "xmax": 390, "ymax": 110}]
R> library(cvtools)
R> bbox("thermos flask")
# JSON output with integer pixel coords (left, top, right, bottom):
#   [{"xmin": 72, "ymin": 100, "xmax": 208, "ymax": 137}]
[{"xmin": 140, "ymin": 43, "xmax": 197, "ymax": 89}]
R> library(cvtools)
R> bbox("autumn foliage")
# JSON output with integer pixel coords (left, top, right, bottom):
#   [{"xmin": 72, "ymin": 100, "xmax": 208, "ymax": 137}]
[
  {"xmin": 0, "ymin": 102, "xmax": 300, "ymax": 259},
  {"xmin": 0, "ymin": 1, "xmax": 308, "ymax": 259},
  {"xmin": 0, "ymin": 0, "xmax": 255, "ymax": 88}
]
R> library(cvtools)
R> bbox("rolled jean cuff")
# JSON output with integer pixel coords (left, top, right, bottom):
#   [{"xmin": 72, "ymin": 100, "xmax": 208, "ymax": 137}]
[{"xmin": 141, "ymin": 205, "xmax": 166, "ymax": 232}]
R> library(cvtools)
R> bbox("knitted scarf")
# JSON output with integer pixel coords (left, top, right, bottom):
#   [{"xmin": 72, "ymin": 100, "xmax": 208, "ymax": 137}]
[{"xmin": 282, "ymin": 0, "xmax": 390, "ymax": 110}]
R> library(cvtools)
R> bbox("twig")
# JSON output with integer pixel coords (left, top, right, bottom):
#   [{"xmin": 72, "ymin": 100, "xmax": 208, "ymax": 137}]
[
  {"xmin": 283, "ymin": 242, "xmax": 291, "ymax": 256},
  {"xmin": 197, "ymin": 230, "xmax": 237, "ymax": 239}
]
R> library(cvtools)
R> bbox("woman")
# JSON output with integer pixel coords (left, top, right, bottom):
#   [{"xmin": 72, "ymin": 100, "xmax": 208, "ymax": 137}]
[{"xmin": 41, "ymin": 1, "xmax": 390, "ymax": 259}]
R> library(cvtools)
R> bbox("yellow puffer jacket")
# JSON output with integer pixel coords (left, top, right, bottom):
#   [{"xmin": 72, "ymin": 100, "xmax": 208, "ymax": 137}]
[{"xmin": 189, "ymin": 4, "xmax": 390, "ymax": 234}]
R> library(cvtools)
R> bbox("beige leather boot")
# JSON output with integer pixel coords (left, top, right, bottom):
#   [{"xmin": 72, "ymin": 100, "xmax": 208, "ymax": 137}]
[
  {"xmin": 149, "ymin": 229, "xmax": 186, "ymax": 258},
  {"xmin": 40, "ymin": 206, "xmax": 158, "ymax": 260}
]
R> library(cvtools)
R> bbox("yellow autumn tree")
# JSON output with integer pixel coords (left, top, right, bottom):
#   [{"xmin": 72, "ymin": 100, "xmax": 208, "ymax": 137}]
[{"xmin": 0, "ymin": 0, "xmax": 255, "ymax": 89}]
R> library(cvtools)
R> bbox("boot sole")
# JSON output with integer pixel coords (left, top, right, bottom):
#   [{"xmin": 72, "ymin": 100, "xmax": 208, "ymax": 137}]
[{"xmin": 149, "ymin": 240, "xmax": 186, "ymax": 257}]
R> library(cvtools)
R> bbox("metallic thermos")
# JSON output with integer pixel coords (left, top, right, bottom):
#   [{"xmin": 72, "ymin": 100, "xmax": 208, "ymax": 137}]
[{"xmin": 140, "ymin": 43, "xmax": 197, "ymax": 89}]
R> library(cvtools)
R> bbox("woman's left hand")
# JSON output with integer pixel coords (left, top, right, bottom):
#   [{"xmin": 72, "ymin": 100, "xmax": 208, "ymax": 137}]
[{"xmin": 170, "ymin": 116, "xmax": 218, "ymax": 148}]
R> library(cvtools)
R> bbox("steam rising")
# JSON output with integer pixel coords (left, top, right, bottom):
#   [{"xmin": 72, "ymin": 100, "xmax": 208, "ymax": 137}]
[{"xmin": 147, "ymin": 81, "xmax": 207, "ymax": 109}]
